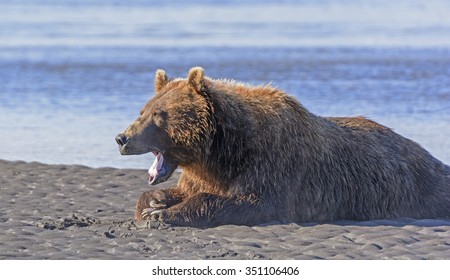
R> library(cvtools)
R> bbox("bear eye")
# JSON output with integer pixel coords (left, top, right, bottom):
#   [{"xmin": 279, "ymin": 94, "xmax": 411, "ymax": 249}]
[{"xmin": 153, "ymin": 110, "xmax": 166, "ymax": 117}]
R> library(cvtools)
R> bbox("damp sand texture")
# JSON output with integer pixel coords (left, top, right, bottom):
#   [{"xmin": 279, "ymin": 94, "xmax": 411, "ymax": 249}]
[{"xmin": 1, "ymin": 160, "xmax": 450, "ymax": 259}]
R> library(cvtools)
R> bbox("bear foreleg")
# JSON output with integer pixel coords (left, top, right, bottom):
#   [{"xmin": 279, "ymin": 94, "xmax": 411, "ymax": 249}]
[{"xmin": 149, "ymin": 193, "xmax": 275, "ymax": 228}]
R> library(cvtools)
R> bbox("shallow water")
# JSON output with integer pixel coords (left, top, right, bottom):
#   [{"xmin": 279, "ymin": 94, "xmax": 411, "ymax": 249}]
[{"xmin": 0, "ymin": 0, "xmax": 449, "ymax": 168}]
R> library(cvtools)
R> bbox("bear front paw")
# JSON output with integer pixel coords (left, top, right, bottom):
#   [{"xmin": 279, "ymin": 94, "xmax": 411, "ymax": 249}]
[
  {"xmin": 135, "ymin": 190, "xmax": 170, "ymax": 220},
  {"xmin": 140, "ymin": 202, "xmax": 167, "ymax": 220}
]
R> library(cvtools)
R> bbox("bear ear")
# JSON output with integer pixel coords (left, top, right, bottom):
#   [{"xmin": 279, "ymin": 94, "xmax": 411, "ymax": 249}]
[
  {"xmin": 154, "ymin": 69, "xmax": 169, "ymax": 93},
  {"xmin": 187, "ymin": 67, "xmax": 205, "ymax": 94}
]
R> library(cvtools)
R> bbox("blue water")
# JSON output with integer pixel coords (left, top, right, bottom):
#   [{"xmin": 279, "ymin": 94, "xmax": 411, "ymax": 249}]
[{"xmin": 0, "ymin": 0, "xmax": 449, "ymax": 168}]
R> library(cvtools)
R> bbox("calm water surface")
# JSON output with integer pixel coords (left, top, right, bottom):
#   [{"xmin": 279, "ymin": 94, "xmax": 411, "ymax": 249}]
[{"xmin": 0, "ymin": 0, "xmax": 449, "ymax": 168}]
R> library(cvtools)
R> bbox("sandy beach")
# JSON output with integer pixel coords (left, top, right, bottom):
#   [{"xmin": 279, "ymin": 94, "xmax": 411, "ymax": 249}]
[{"xmin": 0, "ymin": 159, "xmax": 449, "ymax": 259}]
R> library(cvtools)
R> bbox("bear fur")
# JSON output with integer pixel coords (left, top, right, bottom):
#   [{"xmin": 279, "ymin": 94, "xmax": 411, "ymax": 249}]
[{"xmin": 116, "ymin": 67, "xmax": 450, "ymax": 228}]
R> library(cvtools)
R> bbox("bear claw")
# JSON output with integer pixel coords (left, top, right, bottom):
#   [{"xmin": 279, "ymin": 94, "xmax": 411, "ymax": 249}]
[
  {"xmin": 149, "ymin": 200, "xmax": 166, "ymax": 208},
  {"xmin": 141, "ymin": 198, "xmax": 166, "ymax": 220},
  {"xmin": 141, "ymin": 208, "xmax": 153, "ymax": 219},
  {"xmin": 150, "ymin": 209, "xmax": 163, "ymax": 219},
  {"xmin": 141, "ymin": 208, "xmax": 165, "ymax": 220}
]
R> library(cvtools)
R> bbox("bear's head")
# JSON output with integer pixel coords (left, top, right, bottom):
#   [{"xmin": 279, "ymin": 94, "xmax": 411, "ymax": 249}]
[{"xmin": 115, "ymin": 67, "xmax": 215, "ymax": 185}]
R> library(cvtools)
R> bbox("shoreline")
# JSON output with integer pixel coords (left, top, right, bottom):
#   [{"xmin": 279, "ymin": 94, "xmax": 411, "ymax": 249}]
[{"xmin": 1, "ymin": 159, "xmax": 449, "ymax": 259}]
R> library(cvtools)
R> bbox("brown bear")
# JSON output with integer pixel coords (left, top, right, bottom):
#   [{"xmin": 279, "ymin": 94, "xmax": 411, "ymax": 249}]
[{"xmin": 115, "ymin": 67, "xmax": 450, "ymax": 228}]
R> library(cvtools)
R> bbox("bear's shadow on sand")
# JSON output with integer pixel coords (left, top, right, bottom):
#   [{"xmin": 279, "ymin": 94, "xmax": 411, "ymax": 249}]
[
  {"xmin": 299, "ymin": 218, "xmax": 450, "ymax": 228},
  {"xmin": 35, "ymin": 213, "xmax": 450, "ymax": 232}
]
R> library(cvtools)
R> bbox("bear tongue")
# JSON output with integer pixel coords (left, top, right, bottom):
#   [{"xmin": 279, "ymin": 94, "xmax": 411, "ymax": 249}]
[{"xmin": 148, "ymin": 152, "xmax": 164, "ymax": 184}]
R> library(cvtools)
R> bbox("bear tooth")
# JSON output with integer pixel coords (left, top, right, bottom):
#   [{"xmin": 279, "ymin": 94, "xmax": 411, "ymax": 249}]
[{"xmin": 156, "ymin": 153, "xmax": 164, "ymax": 171}]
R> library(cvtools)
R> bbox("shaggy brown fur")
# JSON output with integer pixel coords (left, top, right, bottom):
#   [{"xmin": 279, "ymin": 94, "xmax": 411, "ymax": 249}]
[{"xmin": 116, "ymin": 67, "xmax": 450, "ymax": 228}]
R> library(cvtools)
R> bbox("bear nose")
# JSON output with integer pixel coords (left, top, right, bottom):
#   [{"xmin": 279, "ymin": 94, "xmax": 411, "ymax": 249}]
[{"xmin": 115, "ymin": 134, "xmax": 128, "ymax": 147}]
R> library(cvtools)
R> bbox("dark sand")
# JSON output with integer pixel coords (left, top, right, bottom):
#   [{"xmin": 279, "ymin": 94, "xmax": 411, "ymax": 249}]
[{"xmin": 1, "ymin": 159, "xmax": 449, "ymax": 259}]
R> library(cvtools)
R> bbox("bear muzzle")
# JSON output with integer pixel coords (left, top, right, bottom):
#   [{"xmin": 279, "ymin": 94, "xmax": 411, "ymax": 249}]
[{"xmin": 115, "ymin": 133, "xmax": 178, "ymax": 185}]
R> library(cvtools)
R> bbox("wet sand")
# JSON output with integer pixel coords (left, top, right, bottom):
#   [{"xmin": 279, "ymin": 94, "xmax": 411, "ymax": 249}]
[{"xmin": 1, "ymin": 159, "xmax": 449, "ymax": 259}]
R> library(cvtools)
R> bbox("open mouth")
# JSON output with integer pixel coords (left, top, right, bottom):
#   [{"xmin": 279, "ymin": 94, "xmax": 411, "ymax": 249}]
[{"xmin": 148, "ymin": 151, "xmax": 169, "ymax": 185}]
